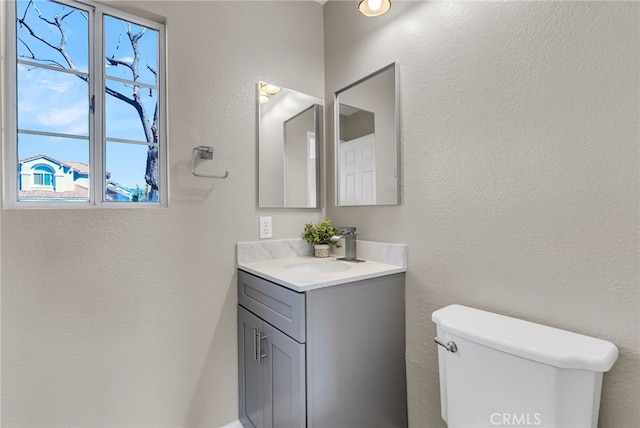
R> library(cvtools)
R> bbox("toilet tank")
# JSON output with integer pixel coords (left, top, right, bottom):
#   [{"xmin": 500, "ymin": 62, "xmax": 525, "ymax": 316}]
[{"xmin": 432, "ymin": 305, "xmax": 618, "ymax": 428}]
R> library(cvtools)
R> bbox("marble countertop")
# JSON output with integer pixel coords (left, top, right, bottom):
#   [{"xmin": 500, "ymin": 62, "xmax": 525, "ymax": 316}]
[
  {"xmin": 238, "ymin": 256, "xmax": 406, "ymax": 292},
  {"xmin": 236, "ymin": 239, "xmax": 407, "ymax": 292}
]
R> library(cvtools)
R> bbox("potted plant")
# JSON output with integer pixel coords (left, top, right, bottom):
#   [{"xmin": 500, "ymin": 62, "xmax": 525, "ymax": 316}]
[{"xmin": 302, "ymin": 219, "xmax": 343, "ymax": 258}]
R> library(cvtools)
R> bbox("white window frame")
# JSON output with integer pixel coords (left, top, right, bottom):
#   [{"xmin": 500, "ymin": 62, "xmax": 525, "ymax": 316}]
[{"xmin": 3, "ymin": 0, "xmax": 167, "ymax": 208}]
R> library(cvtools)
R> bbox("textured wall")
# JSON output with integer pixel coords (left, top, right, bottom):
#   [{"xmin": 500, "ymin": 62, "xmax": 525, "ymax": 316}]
[
  {"xmin": 0, "ymin": 1, "xmax": 324, "ymax": 426},
  {"xmin": 324, "ymin": 1, "xmax": 639, "ymax": 427},
  {"xmin": 2, "ymin": 1, "xmax": 639, "ymax": 427}
]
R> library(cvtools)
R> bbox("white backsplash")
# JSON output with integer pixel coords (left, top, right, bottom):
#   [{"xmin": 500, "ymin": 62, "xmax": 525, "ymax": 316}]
[
  {"xmin": 237, "ymin": 238, "xmax": 406, "ymax": 267},
  {"xmin": 237, "ymin": 239, "xmax": 313, "ymax": 263}
]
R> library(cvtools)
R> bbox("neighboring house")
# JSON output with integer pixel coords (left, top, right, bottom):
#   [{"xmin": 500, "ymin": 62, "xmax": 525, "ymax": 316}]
[
  {"xmin": 18, "ymin": 154, "xmax": 133, "ymax": 201},
  {"xmin": 105, "ymin": 181, "xmax": 133, "ymax": 202}
]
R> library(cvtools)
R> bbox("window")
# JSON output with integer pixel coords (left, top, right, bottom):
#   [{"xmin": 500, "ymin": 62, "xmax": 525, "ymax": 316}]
[
  {"xmin": 32, "ymin": 165, "xmax": 55, "ymax": 187},
  {"xmin": 5, "ymin": 0, "xmax": 166, "ymax": 207}
]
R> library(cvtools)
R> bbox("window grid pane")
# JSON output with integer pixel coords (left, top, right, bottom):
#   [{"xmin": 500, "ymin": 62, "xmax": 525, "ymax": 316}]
[
  {"xmin": 103, "ymin": 13, "xmax": 161, "ymax": 203},
  {"xmin": 104, "ymin": 15, "xmax": 158, "ymax": 87},
  {"xmin": 17, "ymin": 133, "xmax": 90, "ymax": 202},
  {"xmin": 105, "ymin": 141, "xmax": 156, "ymax": 202},
  {"xmin": 16, "ymin": 0, "xmax": 89, "ymax": 73},
  {"xmin": 15, "ymin": 0, "xmax": 91, "ymax": 203},
  {"xmin": 17, "ymin": 65, "xmax": 90, "ymax": 137}
]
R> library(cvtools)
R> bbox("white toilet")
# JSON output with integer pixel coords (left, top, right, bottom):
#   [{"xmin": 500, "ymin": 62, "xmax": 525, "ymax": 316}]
[{"xmin": 432, "ymin": 304, "xmax": 618, "ymax": 428}]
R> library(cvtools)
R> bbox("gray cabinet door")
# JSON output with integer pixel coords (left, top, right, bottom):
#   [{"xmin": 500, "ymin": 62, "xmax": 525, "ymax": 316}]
[
  {"xmin": 306, "ymin": 273, "xmax": 408, "ymax": 428},
  {"xmin": 239, "ymin": 307, "xmax": 265, "ymax": 428},
  {"xmin": 262, "ymin": 322, "xmax": 306, "ymax": 428},
  {"xmin": 239, "ymin": 306, "xmax": 306, "ymax": 428}
]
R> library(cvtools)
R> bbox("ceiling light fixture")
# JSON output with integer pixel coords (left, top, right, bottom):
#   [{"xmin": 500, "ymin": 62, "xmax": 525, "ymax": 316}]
[
  {"xmin": 259, "ymin": 94, "xmax": 270, "ymax": 104},
  {"xmin": 259, "ymin": 82, "xmax": 280, "ymax": 96},
  {"xmin": 358, "ymin": 0, "xmax": 391, "ymax": 17}
]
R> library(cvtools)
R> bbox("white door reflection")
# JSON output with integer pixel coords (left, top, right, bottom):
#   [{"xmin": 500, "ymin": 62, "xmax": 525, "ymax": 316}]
[{"xmin": 338, "ymin": 133, "xmax": 376, "ymax": 205}]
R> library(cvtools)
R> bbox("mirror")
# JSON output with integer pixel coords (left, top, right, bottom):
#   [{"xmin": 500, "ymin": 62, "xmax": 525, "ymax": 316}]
[
  {"xmin": 334, "ymin": 63, "xmax": 400, "ymax": 206},
  {"xmin": 258, "ymin": 82, "xmax": 322, "ymax": 208}
]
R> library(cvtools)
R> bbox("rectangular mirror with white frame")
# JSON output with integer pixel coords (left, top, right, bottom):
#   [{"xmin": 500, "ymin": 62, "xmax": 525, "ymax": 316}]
[
  {"xmin": 334, "ymin": 63, "xmax": 400, "ymax": 206},
  {"xmin": 258, "ymin": 82, "xmax": 323, "ymax": 208}
]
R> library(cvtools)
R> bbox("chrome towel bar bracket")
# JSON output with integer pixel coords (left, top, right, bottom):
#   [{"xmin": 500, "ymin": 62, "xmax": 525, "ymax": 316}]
[{"xmin": 191, "ymin": 146, "xmax": 229, "ymax": 179}]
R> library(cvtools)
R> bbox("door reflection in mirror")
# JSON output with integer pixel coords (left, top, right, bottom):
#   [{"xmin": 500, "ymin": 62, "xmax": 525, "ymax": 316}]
[
  {"xmin": 335, "ymin": 63, "xmax": 400, "ymax": 206},
  {"xmin": 284, "ymin": 105, "xmax": 319, "ymax": 207},
  {"xmin": 338, "ymin": 106, "xmax": 376, "ymax": 205},
  {"xmin": 258, "ymin": 82, "xmax": 322, "ymax": 208}
]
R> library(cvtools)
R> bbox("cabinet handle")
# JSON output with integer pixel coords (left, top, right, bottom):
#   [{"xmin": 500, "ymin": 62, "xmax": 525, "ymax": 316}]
[
  {"xmin": 257, "ymin": 332, "xmax": 268, "ymax": 365},
  {"xmin": 253, "ymin": 328, "xmax": 259, "ymax": 361}
]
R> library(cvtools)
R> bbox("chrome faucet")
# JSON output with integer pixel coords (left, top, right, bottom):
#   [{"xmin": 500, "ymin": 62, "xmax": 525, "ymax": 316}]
[{"xmin": 331, "ymin": 226, "xmax": 365, "ymax": 263}]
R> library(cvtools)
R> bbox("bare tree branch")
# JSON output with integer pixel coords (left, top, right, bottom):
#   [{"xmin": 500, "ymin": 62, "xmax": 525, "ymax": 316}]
[
  {"xmin": 105, "ymin": 85, "xmax": 135, "ymax": 108},
  {"xmin": 18, "ymin": 37, "xmax": 68, "ymax": 70},
  {"xmin": 151, "ymin": 101, "xmax": 159, "ymax": 143},
  {"xmin": 20, "ymin": 0, "xmax": 32, "ymax": 22},
  {"xmin": 59, "ymin": 9, "xmax": 75, "ymax": 21},
  {"xmin": 17, "ymin": 5, "xmax": 79, "ymax": 70},
  {"xmin": 106, "ymin": 56, "xmax": 134, "ymax": 73},
  {"xmin": 18, "ymin": 16, "xmax": 66, "ymax": 60}
]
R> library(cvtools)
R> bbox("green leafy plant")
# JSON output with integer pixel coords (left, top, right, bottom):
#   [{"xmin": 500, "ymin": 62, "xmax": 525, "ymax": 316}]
[{"xmin": 302, "ymin": 219, "xmax": 343, "ymax": 247}]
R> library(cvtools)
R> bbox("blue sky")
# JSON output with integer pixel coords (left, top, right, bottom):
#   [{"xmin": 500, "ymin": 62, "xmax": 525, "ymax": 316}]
[{"xmin": 16, "ymin": 0, "xmax": 158, "ymax": 190}]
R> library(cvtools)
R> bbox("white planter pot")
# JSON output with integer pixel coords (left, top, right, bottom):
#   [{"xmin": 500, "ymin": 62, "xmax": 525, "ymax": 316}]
[{"xmin": 314, "ymin": 244, "xmax": 330, "ymax": 258}]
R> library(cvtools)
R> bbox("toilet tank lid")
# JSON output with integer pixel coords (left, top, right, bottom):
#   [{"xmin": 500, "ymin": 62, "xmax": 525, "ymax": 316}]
[{"xmin": 432, "ymin": 304, "xmax": 618, "ymax": 372}]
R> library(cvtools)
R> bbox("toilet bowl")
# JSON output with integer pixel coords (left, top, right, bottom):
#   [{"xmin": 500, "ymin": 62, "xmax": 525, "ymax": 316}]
[{"xmin": 432, "ymin": 304, "xmax": 618, "ymax": 428}]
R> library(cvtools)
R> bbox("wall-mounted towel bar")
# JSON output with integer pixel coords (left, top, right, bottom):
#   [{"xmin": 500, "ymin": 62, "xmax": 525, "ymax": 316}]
[{"xmin": 191, "ymin": 146, "xmax": 229, "ymax": 179}]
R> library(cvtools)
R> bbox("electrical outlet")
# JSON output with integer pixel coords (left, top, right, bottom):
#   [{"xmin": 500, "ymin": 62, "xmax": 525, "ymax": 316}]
[{"xmin": 259, "ymin": 216, "xmax": 272, "ymax": 239}]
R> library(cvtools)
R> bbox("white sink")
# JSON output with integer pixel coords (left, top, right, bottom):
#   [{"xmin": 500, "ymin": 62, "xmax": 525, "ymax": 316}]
[{"xmin": 284, "ymin": 261, "xmax": 352, "ymax": 273}]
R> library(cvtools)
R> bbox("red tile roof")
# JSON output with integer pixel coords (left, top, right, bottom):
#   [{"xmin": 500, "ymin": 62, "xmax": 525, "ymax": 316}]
[
  {"xmin": 18, "ymin": 185, "xmax": 89, "ymax": 199},
  {"xmin": 60, "ymin": 161, "xmax": 89, "ymax": 174}
]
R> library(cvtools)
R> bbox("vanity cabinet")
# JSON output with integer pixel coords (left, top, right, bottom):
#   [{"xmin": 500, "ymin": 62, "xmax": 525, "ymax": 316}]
[{"xmin": 237, "ymin": 269, "xmax": 407, "ymax": 428}]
